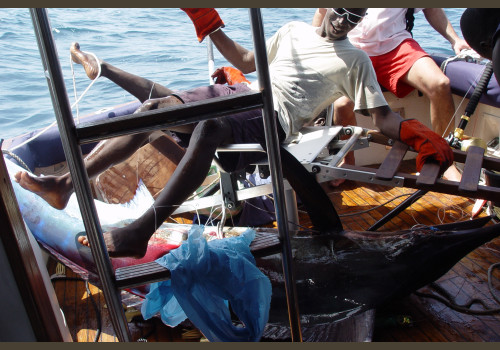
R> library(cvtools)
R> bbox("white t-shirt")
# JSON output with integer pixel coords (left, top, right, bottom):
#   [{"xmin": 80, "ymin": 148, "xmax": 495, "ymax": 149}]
[
  {"xmin": 251, "ymin": 21, "xmax": 387, "ymax": 141},
  {"xmin": 348, "ymin": 8, "xmax": 424, "ymax": 56}
]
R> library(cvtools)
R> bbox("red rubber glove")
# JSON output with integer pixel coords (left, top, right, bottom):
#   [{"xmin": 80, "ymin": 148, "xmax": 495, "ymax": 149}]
[
  {"xmin": 211, "ymin": 67, "xmax": 250, "ymax": 85},
  {"xmin": 399, "ymin": 119, "xmax": 454, "ymax": 172},
  {"xmin": 181, "ymin": 8, "xmax": 225, "ymax": 42}
]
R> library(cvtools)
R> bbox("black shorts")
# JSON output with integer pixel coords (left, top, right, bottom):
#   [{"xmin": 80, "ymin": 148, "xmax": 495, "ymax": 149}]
[{"xmin": 173, "ymin": 84, "xmax": 285, "ymax": 172}]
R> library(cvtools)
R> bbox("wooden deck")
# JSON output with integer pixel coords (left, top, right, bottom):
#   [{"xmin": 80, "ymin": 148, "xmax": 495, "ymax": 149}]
[{"xmin": 48, "ymin": 161, "xmax": 500, "ymax": 342}]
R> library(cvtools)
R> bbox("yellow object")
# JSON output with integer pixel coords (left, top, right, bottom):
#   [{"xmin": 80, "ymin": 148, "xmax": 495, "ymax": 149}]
[{"xmin": 460, "ymin": 137, "xmax": 487, "ymax": 153}]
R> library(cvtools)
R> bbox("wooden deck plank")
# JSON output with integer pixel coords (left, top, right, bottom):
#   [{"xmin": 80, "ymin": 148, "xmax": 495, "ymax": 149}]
[
  {"xmin": 376, "ymin": 141, "xmax": 409, "ymax": 181},
  {"xmin": 459, "ymin": 146, "xmax": 484, "ymax": 192},
  {"xmin": 416, "ymin": 162, "xmax": 440, "ymax": 186}
]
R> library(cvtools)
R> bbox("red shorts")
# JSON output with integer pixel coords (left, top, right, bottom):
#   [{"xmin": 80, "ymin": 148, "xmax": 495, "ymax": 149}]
[{"xmin": 370, "ymin": 39, "xmax": 429, "ymax": 98}]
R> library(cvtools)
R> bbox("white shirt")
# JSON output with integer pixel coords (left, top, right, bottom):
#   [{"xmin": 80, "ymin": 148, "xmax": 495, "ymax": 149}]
[
  {"xmin": 251, "ymin": 21, "xmax": 387, "ymax": 141},
  {"xmin": 348, "ymin": 8, "xmax": 424, "ymax": 56}
]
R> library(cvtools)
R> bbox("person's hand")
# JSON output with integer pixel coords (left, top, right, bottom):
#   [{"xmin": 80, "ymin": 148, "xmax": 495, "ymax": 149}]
[
  {"xmin": 452, "ymin": 37, "xmax": 471, "ymax": 55},
  {"xmin": 211, "ymin": 67, "xmax": 250, "ymax": 85},
  {"xmin": 399, "ymin": 119, "xmax": 454, "ymax": 173},
  {"xmin": 181, "ymin": 8, "xmax": 224, "ymax": 42}
]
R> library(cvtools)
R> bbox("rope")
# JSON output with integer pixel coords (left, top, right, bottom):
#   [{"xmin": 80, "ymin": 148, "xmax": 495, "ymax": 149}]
[
  {"xmin": 440, "ymin": 49, "xmax": 481, "ymax": 73},
  {"xmin": 69, "ymin": 50, "xmax": 102, "ymax": 121},
  {"xmin": 8, "ymin": 50, "xmax": 102, "ymax": 153},
  {"xmin": 2, "ymin": 149, "xmax": 31, "ymax": 171},
  {"xmin": 414, "ymin": 280, "xmax": 500, "ymax": 316}
]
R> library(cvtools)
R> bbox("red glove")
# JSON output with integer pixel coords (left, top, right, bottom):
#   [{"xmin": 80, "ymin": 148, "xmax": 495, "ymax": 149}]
[
  {"xmin": 399, "ymin": 119, "xmax": 454, "ymax": 172},
  {"xmin": 181, "ymin": 8, "xmax": 225, "ymax": 42},
  {"xmin": 211, "ymin": 67, "xmax": 250, "ymax": 85}
]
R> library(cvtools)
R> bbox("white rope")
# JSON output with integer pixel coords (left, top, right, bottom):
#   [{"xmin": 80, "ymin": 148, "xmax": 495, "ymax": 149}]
[
  {"xmin": 10, "ymin": 50, "xmax": 102, "ymax": 152},
  {"xmin": 148, "ymin": 82, "xmax": 156, "ymax": 100},
  {"xmin": 70, "ymin": 51, "xmax": 102, "ymax": 116}
]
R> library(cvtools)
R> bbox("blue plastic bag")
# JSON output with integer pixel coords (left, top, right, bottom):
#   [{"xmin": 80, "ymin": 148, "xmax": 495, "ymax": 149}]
[{"xmin": 141, "ymin": 225, "xmax": 272, "ymax": 342}]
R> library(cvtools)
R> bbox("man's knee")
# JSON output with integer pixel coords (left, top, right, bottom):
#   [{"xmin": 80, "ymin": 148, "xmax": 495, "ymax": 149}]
[
  {"xmin": 431, "ymin": 74, "xmax": 452, "ymax": 97},
  {"xmin": 335, "ymin": 96, "xmax": 355, "ymax": 110},
  {"xmin": 334, "ymin": 97, "xmax": 355, "ymax": 125},
  {"xmin": 193, "ymin": 119, "xmax": 231, "ymax": 145},
  {"xmin": 139, "ymin": 95, "xmax": 183, "ymax": 112}
]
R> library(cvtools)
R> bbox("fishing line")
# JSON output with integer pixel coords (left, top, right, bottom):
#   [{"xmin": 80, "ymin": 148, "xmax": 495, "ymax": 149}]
[
  {"xmin": 51, "ymin": 275, "xmax": 102, "ymax": 342},
  {"xmin": 409, "ymin": 223, "xmax": 432, "ymax": 231},
  {"xmin": 407, "ymin": 193, "xmax": 469, "ymax": 225},
  {"xmin": 153, "ymin": 203, "xmax": 201, "ymax": 233},
  {"xmin": 440, "ymin": 52, "xmax": 486, "ymax": 138}
]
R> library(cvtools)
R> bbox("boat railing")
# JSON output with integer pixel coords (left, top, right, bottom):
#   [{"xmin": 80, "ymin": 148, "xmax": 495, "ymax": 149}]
[{"xmin": 30, "ymin": 8, "xmax": 303, "ymax": 342}]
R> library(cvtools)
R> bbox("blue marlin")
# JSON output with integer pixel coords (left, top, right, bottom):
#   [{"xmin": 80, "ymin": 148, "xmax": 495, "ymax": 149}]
[
  {"xmin": 4, "ymin": 156, "xmax": 180, "ymax": 281},
  {"xmin": 257, "ymin": 147, "xmax": 500, "ymax": 339}
]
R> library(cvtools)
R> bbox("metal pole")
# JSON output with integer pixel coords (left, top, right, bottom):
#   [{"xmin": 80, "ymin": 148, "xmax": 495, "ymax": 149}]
[
  {"xmin": 30, "ymin": 8, "xmax": 131, "ymax": 341},
  {"xmin": 368, "ymin": 190, "xmax": 426, "ymax": 231},
  {"xmin": 249, "ymin": 8, "xmax": 302, "ymax": 342},
  {"xmin": 207, "ymin": 37, "xmax": 215, "ymax": 85}
]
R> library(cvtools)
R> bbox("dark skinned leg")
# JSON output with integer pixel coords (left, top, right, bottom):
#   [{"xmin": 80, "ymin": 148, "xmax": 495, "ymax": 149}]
[
  {"xmin": 78, "ymin": 118, "xmax": 234, "ymax": 258},
  {"xmin": 15, "ymin": 96, "xmax": 186, "ymax": 210},
  {"xmin": 70, "ymin": 42, "xmax": 173, "ymax": 102}
]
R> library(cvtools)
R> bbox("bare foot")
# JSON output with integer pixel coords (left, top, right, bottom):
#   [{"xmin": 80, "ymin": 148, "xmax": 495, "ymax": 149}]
[
  {"xmin": 443, "ymin": 164, "xmax": 462, "ymax": 182},
  {"xmin": 70, "ymin": 42, "xmax": 100, "ymax": 80},
  {"xmin": 14, "ymin": 171, "xmax": 72, "ymax": 210},
  {"xmin": 78, "ymin": 225, "xmax": 149, "ymax": 258},
  {"xmin": 328, "ymin": 178, "xmax": 346, "ymax": 187}
]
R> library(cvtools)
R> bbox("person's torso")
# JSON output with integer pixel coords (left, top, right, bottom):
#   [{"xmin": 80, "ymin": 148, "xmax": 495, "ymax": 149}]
[
  {"xmin": 263, "ymin": 21, "xmax": 374, "ymax": 138},
  {"xmin": 348, "ymin": 8, "xmax": 423, "ymax": 56}
]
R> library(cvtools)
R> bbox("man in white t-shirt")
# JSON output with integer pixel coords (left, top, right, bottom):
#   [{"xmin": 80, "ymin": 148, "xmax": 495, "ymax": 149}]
[
  {"xmin": 16, "ymin": 8, "xmax": 453, "ymax": 258},
  {"xmin": 313, "ymin": 8, "xmax": 469, "ymax": 181}
]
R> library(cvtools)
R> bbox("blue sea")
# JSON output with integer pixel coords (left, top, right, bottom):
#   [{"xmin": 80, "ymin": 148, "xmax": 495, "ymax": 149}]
[{"xmin": 0, "ymin": 8, "xmax": 467, "ymax": 140}]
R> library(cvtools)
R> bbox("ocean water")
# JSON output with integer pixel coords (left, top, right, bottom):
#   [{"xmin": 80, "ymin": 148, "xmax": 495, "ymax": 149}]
[{"xmin": 0, "ymin": 8, "xmax": 466, "ymax": 140}]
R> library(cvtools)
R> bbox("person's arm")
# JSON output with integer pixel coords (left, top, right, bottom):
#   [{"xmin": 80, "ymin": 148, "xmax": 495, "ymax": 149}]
[
  {"xmin": 422, "ymin": 8, "xmax": 470, "ymax": 54},
  {"xmin": 312, "ymin": 8, "xmax": 326, "ymax": 26},
  {"xmin": 368, "ymin": 105, "xmax": 454, "ymax": 172},
  {"xmin": 182, "ymin": 8, "xmax": 256, "ymax": 73},
  {"xmin": 209, "ymin": 29, "xmax": 256, "ymax": 74},
  {"xmin": 367, "ymin": 105, "xmax": 403, "ymax": 140}
]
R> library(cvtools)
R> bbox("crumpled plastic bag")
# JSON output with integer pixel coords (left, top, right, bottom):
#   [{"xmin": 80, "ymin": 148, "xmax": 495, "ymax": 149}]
[{"xmin": 141, "ymin": 225, "xmax": 272, "ymax": 342}]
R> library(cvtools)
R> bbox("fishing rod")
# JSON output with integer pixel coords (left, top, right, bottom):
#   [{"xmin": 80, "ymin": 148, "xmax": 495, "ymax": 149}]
[{"xmin": 446, "ymin": 61, "xmax": 494, "ymax": 151}]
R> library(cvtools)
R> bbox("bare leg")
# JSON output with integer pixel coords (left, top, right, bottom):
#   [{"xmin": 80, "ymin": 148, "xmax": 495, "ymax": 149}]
[
  {"xmin": 79, "ymin": 119, "xmax": 234, "ymax": 258},
  {"xmin": 404, "ymin": 57, "xmax": 455, "ymax": 137},
  {"xmin": 71, "ymin": 42, "xmax": 174, "ymax": 102},
  {"xmin": 15, "ymin": 95, "xmax": 186, "ymax": 209},
  {"xmin": 404, "ymin": 57, "xmax": 461, "ymax": 181},
  {"xmin": 326, "ymin": 97, "xmax": 357, "ymax": 187}
]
